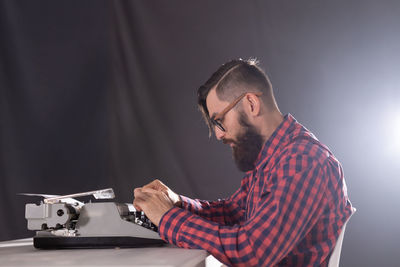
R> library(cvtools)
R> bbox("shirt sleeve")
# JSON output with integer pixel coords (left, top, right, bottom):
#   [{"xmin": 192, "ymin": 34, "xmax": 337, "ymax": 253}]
[
  {"xmin": 177, "ymin": 175, "xmax": 250, "ymax": 225},
  {"xmin": 158, "ymin": 155, "xmax": 329, "ymax": 266}
]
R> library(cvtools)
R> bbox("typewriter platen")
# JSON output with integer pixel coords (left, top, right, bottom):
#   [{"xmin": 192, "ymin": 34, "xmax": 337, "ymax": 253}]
[{"xmin": 23, "ymin": 188, "xmax": 165, "ymax": 249}]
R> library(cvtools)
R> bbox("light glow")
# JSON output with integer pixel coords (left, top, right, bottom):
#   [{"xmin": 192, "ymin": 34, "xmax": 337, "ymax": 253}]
[{"xmin": 383, "ymin": 108, "xmax": 400, "ymax": 158}]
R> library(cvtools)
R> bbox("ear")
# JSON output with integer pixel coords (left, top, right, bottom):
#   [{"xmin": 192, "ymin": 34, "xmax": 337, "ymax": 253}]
[{"xmin": 244, "ymin": 93, "xmax": 261, "ymax": 116}]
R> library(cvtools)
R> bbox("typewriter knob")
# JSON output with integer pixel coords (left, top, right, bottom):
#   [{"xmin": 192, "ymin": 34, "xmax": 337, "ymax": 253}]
[{"xmin": 57, "ymin": 209, "xmax": 65, "ymax": 216}]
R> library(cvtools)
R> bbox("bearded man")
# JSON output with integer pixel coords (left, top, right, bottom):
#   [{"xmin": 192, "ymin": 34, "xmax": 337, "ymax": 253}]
[{"xmin": 133, "ymin": 59, "xmax": 354, "ymax": 266}]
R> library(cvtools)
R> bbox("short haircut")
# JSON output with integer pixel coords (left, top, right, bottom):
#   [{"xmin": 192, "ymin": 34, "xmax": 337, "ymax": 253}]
[{"xmin": 197, "ymin": 58, "xmax": 275, "ymax": 135}]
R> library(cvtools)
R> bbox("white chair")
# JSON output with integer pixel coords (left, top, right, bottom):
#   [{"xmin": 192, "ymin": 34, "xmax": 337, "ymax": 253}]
[{"xmin": 328, "ymin": 207, "xmax": 356, "ymax": 267}]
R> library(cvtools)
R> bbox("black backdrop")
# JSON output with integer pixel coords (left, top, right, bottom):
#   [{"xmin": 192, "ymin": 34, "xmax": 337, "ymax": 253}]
[{"xmin": 1, "ymin": 1, "xmax": 400, "ymax": 266}]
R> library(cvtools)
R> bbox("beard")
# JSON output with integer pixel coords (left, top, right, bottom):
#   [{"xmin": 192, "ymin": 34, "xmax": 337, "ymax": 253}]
[{"xmin": 231, "ymin": 113, "xmax": 264, "ymax": 172}]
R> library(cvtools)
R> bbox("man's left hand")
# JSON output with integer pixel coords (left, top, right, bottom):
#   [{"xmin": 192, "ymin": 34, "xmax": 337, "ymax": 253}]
[{"xmin": 133, "ymin": 188, "xmax": 175, "ymax": 227}]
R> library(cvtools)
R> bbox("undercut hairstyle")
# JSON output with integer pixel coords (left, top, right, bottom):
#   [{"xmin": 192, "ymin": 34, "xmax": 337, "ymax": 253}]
[{"xmin": 197, "ymin": 58, "xmax": 276, "ymax": 135}]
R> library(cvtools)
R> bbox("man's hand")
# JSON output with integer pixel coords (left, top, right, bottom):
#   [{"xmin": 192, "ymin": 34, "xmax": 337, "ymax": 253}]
[
  {"xmin": 134, "ymin": 179, "xmax": 182, "ymax": 210},
  {"xmin": 133, "ymin": 188, "xmax": 174, "ymax": 227},
  {"xmin": 133, "ymin": 179, "xmax": 181, "ymax": 226}
]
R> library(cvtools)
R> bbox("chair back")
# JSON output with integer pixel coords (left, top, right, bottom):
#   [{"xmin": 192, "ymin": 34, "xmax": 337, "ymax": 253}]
[{"xmin": 328, "ymin": 207, "xmax": 356, "ymax": 267}]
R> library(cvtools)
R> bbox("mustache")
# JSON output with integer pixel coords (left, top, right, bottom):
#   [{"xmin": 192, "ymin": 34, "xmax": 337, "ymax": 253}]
[{"xmin": 222, "ymin": 138, "xmax": 236, "ymax": 145}]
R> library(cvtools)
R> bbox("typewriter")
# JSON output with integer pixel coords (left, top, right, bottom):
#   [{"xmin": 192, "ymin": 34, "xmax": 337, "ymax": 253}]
[{"xmin": 23, "ymin": 188, "xmax": 165, "ymax": 249}]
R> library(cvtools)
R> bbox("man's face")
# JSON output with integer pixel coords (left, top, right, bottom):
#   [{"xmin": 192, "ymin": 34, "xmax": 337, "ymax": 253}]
[{"xmin": 206, "ymin": 89, "xmax": 264, "ymax": 172}]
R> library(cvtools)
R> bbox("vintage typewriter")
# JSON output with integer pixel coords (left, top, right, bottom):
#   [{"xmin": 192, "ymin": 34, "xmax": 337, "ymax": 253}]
[{"xmin": 23, "ymin": 188, "xmax": 165, "ymax": 249}]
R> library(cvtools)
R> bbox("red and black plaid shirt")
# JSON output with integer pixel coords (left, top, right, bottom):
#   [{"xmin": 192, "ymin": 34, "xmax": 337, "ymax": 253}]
[{"xmin": 159, "ymin": 114, "xmax": 353, "ymax": 266}]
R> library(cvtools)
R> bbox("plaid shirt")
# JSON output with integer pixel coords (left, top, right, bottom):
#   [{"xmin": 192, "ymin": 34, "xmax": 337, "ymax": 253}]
[{"xmin": 159, "ymin": 114, "xmax": 353, "ymax": 266}]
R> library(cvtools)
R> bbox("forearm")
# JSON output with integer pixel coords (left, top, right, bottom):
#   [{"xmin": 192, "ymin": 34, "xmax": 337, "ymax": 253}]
[
  {"xmin": 179, "ymin": 195, "xmax": 244, "ymax": 225},
  {"xmin": 158, "ymin": 207, "xmax": 244, "ymax": 266},
  {"xmin": 159, "ymin": 207, "xmax": 276, "ymax": 266},
  {"xmin": 177, "ymin": 176, "xmax": 249, "ymax": 225}
]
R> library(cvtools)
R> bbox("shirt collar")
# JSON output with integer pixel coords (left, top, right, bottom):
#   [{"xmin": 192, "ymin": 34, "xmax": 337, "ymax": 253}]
[{"xmin": 252, "ymin": 113, "xmax": 297, "ymax": 171}]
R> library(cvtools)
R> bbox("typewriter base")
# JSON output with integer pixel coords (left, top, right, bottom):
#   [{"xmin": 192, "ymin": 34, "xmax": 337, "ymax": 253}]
[{"xmin": 33, "ymin": 236, "xmax": 165, "ymax": 249}]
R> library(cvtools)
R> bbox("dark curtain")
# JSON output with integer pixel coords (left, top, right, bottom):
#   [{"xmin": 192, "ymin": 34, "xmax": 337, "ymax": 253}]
[
  {"xmin": 109, "ymin": 1, "xmax": 203, "ymax": 201},
  {"xmin": 1, "ymin": 1, "xmax": 400, "ymax": 266},
  {"xmin": 0, "ymin": 0, "xmax": 110, "ymax": 240},
  {"xmin": 107, "ymin": 1, "xmax": 270, "ymax": 202}
]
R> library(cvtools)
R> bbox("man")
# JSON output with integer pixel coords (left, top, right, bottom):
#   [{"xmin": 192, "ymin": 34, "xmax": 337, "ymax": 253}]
[{"xmin": 133, "ymin": 59, "xmax": 353, "ymax": 266}]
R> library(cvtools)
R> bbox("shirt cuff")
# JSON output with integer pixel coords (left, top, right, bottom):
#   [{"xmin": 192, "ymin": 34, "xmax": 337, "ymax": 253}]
[
  {"xmin": 179, "ymin": 195, "xmax": 191, "ymax": 209},
  {"xmin": 179, "ymin": 195, "xmax": 204, "ymax": 212},
  {"xmin": 158, "ymin": 206, "xmax": 192, "ymax": 246}
]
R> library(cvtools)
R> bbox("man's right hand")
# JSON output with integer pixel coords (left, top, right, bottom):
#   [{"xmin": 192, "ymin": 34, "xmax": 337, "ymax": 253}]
[{"xmin": 133, "ymin": 179, "xmax": 182, "ymax": 211}]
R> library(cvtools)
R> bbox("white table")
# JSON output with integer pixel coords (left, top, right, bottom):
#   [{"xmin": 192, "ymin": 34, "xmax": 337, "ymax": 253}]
[{"xmin": 0, "ymin": 238, "xmax": 223, "ymax": 267}]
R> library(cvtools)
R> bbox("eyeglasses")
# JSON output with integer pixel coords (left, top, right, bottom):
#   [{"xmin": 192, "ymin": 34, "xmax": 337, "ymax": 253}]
[{"xmin": 210, "ymin": 92, "xmax": 263, "ymax": 132}]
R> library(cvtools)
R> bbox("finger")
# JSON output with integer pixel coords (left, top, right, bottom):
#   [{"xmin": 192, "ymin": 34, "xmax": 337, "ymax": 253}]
[
  {"xmin": 141, "ymin": 188, "xmax": 159, "ymax": 194},
  {"xmin": 133, "ymin": 202, "xmax": 142, "ymax": 212},
  {"xmin": 133, "ymin": 188, "xmax": 142, "ymax": 211},
  {"xmin": 133, "ymin": 195, "xmax": 149, "ymax": 211},
  {"xmin": 133, "ymin": 188, "xmax": 148, "ymax": 211},
  {"xmin": 133, "ymin": 201, "xmax": 141, "ymax": 211},
  {"xmin": 143, "ymin": 179, "xmax": 167, "ymax": 192},
  {"xmin": 133, "ymin": 187, "xmax": 143, "ymax": 196},
  {"xmin": 142, "ymin": 180, "xmax": 159, "ymax": 189}
]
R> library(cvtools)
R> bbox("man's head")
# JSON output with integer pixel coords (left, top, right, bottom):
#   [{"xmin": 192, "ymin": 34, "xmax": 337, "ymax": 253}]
[{"xmin": 197, "ymin": 58, "xmax": 283, "ymax": 172}]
